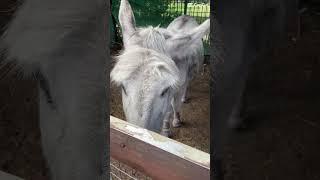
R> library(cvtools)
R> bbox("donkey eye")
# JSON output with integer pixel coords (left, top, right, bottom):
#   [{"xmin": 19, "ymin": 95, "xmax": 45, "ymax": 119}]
[
  {"xmin": 121, "ymin": 85, "xmax": 127, "ymax": 95},
  {"xmin": 164, "ymin": 34, "xmax": 171, "ymax": 40},
  {"xmin": 160, "ymin": 87, "xmax": 170, "ymax": 97}
]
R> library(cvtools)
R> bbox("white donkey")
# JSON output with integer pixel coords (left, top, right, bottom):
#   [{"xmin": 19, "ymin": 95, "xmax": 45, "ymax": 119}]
[
  {"xmin": 157, "ymin": 15, "xmax": 209, "ymax": 132},
  {"xmin": 1, "ymin": 0, "xmax": 108, "ymax": 179},
  {"xmin": 111, "ymin": 0, "xmax": 182, "ymax": 133},
  {"xmin": 111, "ymin": 0, "xmax": 210, "ymax": 137},
  {"xmin": 163, "ymin": 15, "xmax": 206, "ymax": 103}
]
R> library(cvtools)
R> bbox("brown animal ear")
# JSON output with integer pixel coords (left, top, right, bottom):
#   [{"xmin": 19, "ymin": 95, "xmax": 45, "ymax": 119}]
[{"xmin": 118, "ymin": 0, "xmax": 136, "ymax": 46}]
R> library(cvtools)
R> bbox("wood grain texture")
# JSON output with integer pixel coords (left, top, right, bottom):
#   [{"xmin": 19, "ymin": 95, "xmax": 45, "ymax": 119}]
[{"xmin": 110, "ymin": 116, "xmax": 210, "ymax": 180}]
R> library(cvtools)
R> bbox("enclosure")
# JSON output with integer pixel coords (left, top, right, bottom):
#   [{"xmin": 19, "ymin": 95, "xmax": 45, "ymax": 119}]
[
  {"xmin": 109, "ymin": 0, "xmax": 211, "ymax": 178},
  {"xmin": 1, "ymin": 0, "xmax": 320, "ymax": 180}
]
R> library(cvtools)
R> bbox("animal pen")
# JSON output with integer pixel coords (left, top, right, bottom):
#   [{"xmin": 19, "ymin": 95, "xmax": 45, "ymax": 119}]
[{"xmin": 110, "ymin": 0, "xmax": 211, "ymax": 179}]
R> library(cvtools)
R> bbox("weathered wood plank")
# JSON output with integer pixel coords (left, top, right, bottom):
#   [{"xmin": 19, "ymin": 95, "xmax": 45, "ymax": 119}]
[
  {"xmin": 0, "ymin": 171, "xmax": 24, "ymax": 180},
  {"xmin": 110, "ymin": 115, "xmax": 210, "ymax": 180}
]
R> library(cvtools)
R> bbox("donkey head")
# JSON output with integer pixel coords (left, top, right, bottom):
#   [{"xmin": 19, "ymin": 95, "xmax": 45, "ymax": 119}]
[{"xmin": 111, "ymin": 0, "xmax": 182, "ymax": 132}]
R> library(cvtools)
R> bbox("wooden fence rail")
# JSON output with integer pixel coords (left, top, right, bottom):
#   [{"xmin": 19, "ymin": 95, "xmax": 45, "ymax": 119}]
[
  {"xmin": 110, "ymin": 115, "xmax": 210, "ymax": 180},
  {"xmin": 1, "ymin": 116, "xmax": 210, "ymax": 180}
]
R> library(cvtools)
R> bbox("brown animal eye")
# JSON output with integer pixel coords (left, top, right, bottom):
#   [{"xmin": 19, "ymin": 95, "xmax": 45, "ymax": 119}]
[
  {"xmin": 161, "ymin": 87, "xmax": 170, "ymax": 97},
  {"xmin": 121, "ymin": 85, "xmax": 127, "ymax": 95}
]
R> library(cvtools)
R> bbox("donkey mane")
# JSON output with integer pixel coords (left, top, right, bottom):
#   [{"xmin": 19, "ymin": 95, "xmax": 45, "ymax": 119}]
[
  {"xmin": 111, "ymin": 46, "xmax": 181, "ymax": 89},
  {"xmin": 136, "ymin": 26, "xmax": 167, "ymax": 54},
  {"xmin": 111, "ymin": 23, "xmax": 183, "ymax": 90}
]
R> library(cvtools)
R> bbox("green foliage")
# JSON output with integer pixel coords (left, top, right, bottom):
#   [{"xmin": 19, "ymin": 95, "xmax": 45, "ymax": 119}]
[{"xmin": 111, "ymin": 0, "xmax": 178, "ymax": 27}]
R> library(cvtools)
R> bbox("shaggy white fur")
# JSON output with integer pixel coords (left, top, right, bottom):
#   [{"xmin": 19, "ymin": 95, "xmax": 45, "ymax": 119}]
[{"xmin": 111, "ymin": 46, "xmax": 181, "ymax": 89}]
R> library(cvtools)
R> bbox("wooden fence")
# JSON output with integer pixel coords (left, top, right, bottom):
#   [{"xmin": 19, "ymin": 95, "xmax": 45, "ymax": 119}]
[
  {"xmin": 110, "ymin": 115, "xmax": 210, "ymax": 180},
  {"xmin": 1, "ymin": 116, "xmax": 210, "ymax": 180}
]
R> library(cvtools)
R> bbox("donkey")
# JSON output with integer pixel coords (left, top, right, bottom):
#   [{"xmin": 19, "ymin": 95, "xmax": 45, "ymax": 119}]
[
  {"xmin": 157, "ymin": 15, "xmax": 209, "ymax": 129},
  {"xmin": 111, "ymin": 0, "xmax": 182, "ymax": 134},
  {"xmin": 164, "ymin": 15, "xmax": 206, "ymax": 104},
  {"xmin": 0, "ymin": 0, "xmax": 108, "ymax": 179},
  {"xmin": 111, "ymin": 0, "xmax": 210, "ymax": 137}
]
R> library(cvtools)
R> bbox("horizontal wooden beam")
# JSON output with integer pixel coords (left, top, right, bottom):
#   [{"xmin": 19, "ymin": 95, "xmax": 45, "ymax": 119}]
[
  {"xmin": 0, "ymin": 171, "xmax": 24, "ymax": 180},
  {"xmin": 110, "ymin": 115, "xmax": 210, "ymax": 180}
]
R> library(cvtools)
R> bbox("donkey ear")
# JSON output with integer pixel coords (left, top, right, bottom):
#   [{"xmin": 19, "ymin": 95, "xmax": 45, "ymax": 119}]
[
  {"xmin": 168, "ymin": 19, "xmax": 210, "ymax": 50},
  {"xmin": 188, "ymin": 19, "xmax": 210, "ymax": 42},
  {"xmin": 119, "ymin": 0, "xmax": 136, "ymax": 46}
]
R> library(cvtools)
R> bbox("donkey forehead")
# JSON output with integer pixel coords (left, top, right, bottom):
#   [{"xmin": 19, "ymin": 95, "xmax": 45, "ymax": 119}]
[
  {"xmin": 125, "ymin": 73, "xmax": 163, "ymax": 98},
  {"xmin": 128, "ymin": 28, "xmax": 164, "ymax": 45},
  {"xmin": 129, "ymin": 71, "xmax": 163, "ymax": 89}
]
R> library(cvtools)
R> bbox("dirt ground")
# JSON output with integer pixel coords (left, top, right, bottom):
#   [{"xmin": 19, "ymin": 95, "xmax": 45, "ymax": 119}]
[
  {"xmin": 0, "ymin": 10, "xmax": 320, "ymax": 180},
  {"xmin": 222, "ymin": 12, "xmax": 320, "ymax": 180}
]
